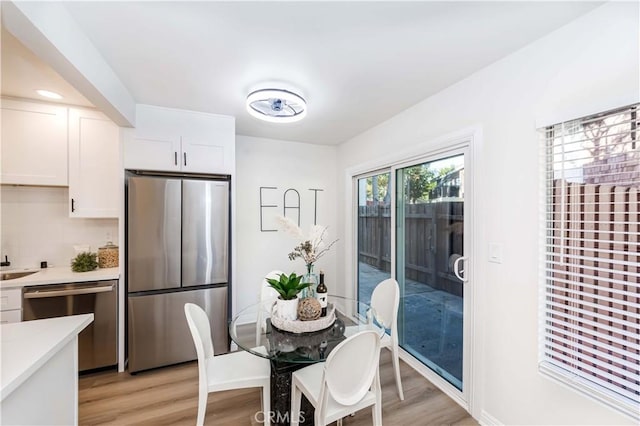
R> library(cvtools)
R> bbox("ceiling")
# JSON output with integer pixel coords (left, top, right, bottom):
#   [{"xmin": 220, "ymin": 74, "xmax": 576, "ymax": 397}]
[
  {"xmin": 1, "ymin": 28, "xmax": 93, "ymax": 107},
  {"xmin": 2, "ymin": 2, "xmax": 601, "ymax": 145}
]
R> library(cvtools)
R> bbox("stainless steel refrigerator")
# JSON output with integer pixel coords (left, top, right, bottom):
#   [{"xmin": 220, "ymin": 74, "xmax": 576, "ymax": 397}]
[{"xmin": 126, "ymin": 171, "xmax": 230, "ymax": 373}]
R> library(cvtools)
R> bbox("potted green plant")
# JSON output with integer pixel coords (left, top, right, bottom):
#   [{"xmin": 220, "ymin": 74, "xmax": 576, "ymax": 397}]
[
  {"xmin": 266, "ymin": 272, "xmax": 311, "ymax": 321},
  {"xmin": 71, "ymin": 251, "xmax": 98, "ymax": 272}
]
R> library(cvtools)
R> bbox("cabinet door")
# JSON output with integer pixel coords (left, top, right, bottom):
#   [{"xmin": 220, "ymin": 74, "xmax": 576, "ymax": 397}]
[
  {"xmin": 180, "ymin": 136, "xmax": 226, "ymax": 173},
  {"xmin": 124, "ymin": 105, "xmax": 181, "ymax": 171},
  {"xmin": 181, "ymin": 113, "xmax": 234, "ymax": 174},
  {"xmin": 124, "ymin": 135, "xmax": 181, "ymax": 172},
  {"xmin": 0, "ymin": 310, "xmax": 21, "ymax": 324},
  {"xmin": 68, "ymin": 109, "xmax": 120, "ymax": 218},
  {"xmin": 1, "ymin": 99, "xmax": 68, "ymax": 186},
  {"xmin": 0, "ymin": 288, "xmax": 22, "ymax": 311},
  {"xmin": 124, "ymin": 105, "xmax": 234, "ymax": 174}
]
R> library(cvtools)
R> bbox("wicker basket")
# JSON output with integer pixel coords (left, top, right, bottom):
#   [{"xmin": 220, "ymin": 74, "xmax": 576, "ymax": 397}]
[{"xmin": 271, "ymin": 304, "xmax": 336, "ymax": 333}]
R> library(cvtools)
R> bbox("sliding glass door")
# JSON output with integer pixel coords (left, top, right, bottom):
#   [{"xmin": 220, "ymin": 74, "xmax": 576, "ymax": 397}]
[
  {"xmin": 396, "ymin": 154, "xmax": 465, "ymax": 390},
  {"xmin": 355, "ymin": 147, "xmax": 470, "ymax": 395},
  {"xmin": 357, "ymin": 172, "xmax": 392, "ymax": 306}
]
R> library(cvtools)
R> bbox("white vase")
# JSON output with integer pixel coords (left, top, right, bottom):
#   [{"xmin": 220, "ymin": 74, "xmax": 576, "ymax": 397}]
[{"xmin": 275, "ymin": 297, "xmax": 299, "ymax": 321}]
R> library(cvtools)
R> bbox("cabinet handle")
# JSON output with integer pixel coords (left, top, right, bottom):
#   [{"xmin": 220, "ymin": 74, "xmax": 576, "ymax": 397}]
[
  {"xmin": 174, "ymin": 152, "xmax": 178, "ymax": 166},
  {"xmin": 184, "ymin": 152, "xmax": 187, "ymax": 167},
  {"xmin": 71, "ymin": 198, "xmax": 75, "ymax": 212}
]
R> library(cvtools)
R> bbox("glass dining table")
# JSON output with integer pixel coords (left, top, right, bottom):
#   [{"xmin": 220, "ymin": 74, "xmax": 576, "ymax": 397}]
[{"xmin": 229, "ymin": 295, "xmax": 384, "ymax": 426}]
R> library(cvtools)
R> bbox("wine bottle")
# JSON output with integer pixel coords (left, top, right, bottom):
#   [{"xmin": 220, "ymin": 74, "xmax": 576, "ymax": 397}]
[{"xmin": 316, "ymin": 270, "xmax": 328, "ymax": 316}]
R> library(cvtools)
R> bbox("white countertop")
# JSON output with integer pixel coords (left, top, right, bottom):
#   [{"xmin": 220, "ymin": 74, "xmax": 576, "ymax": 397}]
[
  {"xmin": 0, "ymin": 266, "xmax": 120, "ymax": 289},
  {"xmin": 0, "ymin": 314, "xmax": 94, "ymax": 401}
]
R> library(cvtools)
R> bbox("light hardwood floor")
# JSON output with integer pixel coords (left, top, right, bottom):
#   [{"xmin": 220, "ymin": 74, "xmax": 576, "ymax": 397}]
[{"xmin": 79, "ymin": 350, "xmax": 478, "ymax": 425}]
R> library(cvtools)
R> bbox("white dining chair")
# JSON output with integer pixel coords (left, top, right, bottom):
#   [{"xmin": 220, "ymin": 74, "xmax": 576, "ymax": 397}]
[
  {"xmin": 371, "ymin": 278, "xmax": 404, "ymax": 400},
  {"xmin": 290, "ymin": 330, "xmax": 382, "ymax": 426},
  {"xmin": 184, "ymin": 303, "xmax": 271, "ymax": 426},
  {"xmin": 256, "ymin": 270, "xmax": 283, "ymax": 346}
]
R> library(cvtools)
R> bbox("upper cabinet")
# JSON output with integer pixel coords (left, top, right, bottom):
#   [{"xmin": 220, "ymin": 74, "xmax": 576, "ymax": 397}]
[
  {"xmin": 1, "ymin": 99, "xmax": 120, "ymax": 218},
  {"xmin": 124, "ymin": 104, "xmax": 235, "ymax": 175},
  {"xmin": 68, "ymin": 108, "xmax": 120, "ymax": 218},
  {"xmin": 1, "ymin": 99, "xmax": 68, "ymax": 186}
]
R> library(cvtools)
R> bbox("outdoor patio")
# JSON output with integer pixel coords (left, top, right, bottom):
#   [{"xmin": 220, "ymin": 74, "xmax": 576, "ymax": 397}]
[{"xmin": 358, "ymin": 262, "xmax": 463, "ymax": 386}]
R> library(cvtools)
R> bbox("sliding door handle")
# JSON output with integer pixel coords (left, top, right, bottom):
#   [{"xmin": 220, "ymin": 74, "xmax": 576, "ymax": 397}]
[{"xmin": 453, "ymin": 256, "xmax": 468, "ymax": 283}]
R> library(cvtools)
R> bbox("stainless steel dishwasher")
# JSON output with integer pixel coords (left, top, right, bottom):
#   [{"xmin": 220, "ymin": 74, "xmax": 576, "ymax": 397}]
[{"xmin": 22, "ymin": 280, "xmax": 117, "ymax": 372}]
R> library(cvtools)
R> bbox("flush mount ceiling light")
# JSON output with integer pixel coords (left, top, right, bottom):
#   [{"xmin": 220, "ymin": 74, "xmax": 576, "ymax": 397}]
[
  {"xmin": 246, "ymin": 89, "xmax": 306, "ymax": 123},
  {"xmin": 35, "ymin": 89, "xmax": 63, "ymax": 100}
]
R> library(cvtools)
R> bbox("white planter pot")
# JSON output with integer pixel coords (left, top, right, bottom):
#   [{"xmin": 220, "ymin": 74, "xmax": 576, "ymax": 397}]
[{"xmin": 275, "ymin": 297, "xmax": 299, "ymax": 321}]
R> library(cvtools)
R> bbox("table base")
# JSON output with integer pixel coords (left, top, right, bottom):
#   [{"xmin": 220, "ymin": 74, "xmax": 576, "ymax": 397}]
[{"xmin": 271, "ymin": 360, "xmax": 314, "ymax": 426}]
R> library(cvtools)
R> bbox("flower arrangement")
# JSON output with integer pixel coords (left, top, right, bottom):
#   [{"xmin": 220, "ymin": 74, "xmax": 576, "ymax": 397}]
[{"xmin": 277, "ymin": 216, "xmax": 338, "ymax": 267}]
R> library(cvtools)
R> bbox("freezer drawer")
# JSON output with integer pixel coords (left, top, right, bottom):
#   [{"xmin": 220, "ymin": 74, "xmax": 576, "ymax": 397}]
[{"xmin": 127, "ymin": 286, "xmax": 228, "ymax": 373}]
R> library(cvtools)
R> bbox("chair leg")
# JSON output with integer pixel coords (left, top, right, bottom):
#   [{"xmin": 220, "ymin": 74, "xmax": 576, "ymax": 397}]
[
  {"xmin": 372, "ymin": 402, "xmax": 382, "ymax": 426},
  {"xmin": 391, "ymin": 346, "xmax": 404, "ymax": 400},
  {"xmin": 196, "ymin": 388, "xmax": 207, "ymax": 426},
  {"xmin": 290, "ymin": 382, "xmax": 302, "ymax": 426},
  {"xmin": 262, "ymin": 383, "xmax": 271, "ymax": 426},
  {"xmin": 374, "ymin": 367, "xmax": 383, "ymax": 425}
]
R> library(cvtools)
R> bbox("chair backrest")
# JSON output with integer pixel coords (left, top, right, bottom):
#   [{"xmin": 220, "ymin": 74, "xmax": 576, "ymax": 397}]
[
  {"xmin": 323, "ymin": 330, "xmax": 381, "ymax": 406},
  {"xmin": 370, "ymin": 278, "xmax": 399, "ymax": 333},
  {"xmin": 261, "ymin": 270, "xmax": 283, "ymax": 304},
  {"xmin": 185, "ymin": 302, "xmax": 215, "ymax": 360},
  {"xmin": 256, "ymin": 270, "xmax": 283, "ymax": 346}
]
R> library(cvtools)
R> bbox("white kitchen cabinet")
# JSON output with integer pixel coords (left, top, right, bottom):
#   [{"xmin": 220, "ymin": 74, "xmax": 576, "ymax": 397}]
[
  {"xmin": 0, "ymin": 288, "xmax": 22, "ymax": 324},
  {"xmin": 1, "ymin": 99, "xmax": 68, "ymax": 186},
  {"xmin": 68, "ymin": 108, "xmax": 120, "ymax": 218},
  {"xmin": 124, "ymin": 104, "xmax": 234, "ymax": 174}
]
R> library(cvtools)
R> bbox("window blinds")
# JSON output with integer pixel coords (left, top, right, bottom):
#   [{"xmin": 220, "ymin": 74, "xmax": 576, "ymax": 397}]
[{"xmin": 540, "ymin": 104, "xmax": 639, "ymax": 418}]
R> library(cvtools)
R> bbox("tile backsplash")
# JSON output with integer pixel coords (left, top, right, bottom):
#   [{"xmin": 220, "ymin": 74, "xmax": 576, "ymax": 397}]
[{"xmin": 0, "ymin": 185, "xmax": 118, "ymax": 269}]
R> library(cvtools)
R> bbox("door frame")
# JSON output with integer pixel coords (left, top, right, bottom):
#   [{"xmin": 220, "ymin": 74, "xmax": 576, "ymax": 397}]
[{"xmin": 345, "ymin": 126, "xmax": 480, "ymax": 412}]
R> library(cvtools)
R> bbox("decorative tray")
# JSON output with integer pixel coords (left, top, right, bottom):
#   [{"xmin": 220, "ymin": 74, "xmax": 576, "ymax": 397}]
[{"xmin": 271, "ymin": 304, "xmax": 336, "ymax": 334}]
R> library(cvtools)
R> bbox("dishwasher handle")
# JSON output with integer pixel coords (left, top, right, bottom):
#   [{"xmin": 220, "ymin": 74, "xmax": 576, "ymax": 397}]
[{"xmin": 24, "ymin": 283, "xmax": 114, "ymax": 299}]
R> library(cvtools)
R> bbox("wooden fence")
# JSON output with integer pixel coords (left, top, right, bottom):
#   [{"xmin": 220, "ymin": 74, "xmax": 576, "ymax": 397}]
[
  {"xmin": 358, "ymin": 201, "xmax": 464, "ymax": 296},
  {"xmin": 548, "ymin": 180, "xmax": 639, "ymax": 400}
]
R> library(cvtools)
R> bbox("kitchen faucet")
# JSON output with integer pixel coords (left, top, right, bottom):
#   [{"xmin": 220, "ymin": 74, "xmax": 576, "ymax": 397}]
[{"xmin": 1, "ymin": 255, "xmax": 10, "ymax": 267}]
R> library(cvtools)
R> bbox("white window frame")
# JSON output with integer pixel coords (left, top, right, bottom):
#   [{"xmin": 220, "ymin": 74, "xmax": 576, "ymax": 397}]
[{"xmin": 538, "ymin": 104, "xmax": 639, "ymax": 420}]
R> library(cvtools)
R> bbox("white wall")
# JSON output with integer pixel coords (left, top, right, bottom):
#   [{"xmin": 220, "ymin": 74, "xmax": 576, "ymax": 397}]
[
  {"xmin": 0, "ymin": 186, "xmax": 118, "ymax": 269},
  {"xmin": 235, "ymin": 135, "xmax": 338, "ymax": 312},
  {"xmin": 336, "ymin": 3, "xmax": 638, "ymax": 425}
]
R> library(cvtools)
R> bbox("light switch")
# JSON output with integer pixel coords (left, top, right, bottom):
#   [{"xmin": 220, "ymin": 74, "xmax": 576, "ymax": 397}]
[{"xmin": 489, "ymin": 243, "xmax": 503, "ymax": 264}]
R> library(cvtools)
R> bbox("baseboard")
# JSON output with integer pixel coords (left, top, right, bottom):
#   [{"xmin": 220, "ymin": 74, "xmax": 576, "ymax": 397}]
[{"xmin": 478, "ymin": 410, "xmax": 503, "ymax": 426}]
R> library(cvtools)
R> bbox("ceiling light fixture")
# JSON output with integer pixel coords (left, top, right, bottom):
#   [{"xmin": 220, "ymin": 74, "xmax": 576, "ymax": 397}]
[
  {"xmin": 35, "ymin": 89, "xmax": 63, "ymax": 100},
  {"xmin": 246, "ymin": 89, "xmax": 306, "ymax": 123}
]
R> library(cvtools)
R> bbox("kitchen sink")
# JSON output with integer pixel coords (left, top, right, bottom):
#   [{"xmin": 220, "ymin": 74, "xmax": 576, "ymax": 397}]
[{"xmin": 0, "ymin": 271, "xmax": 38, "ymax": 281}]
